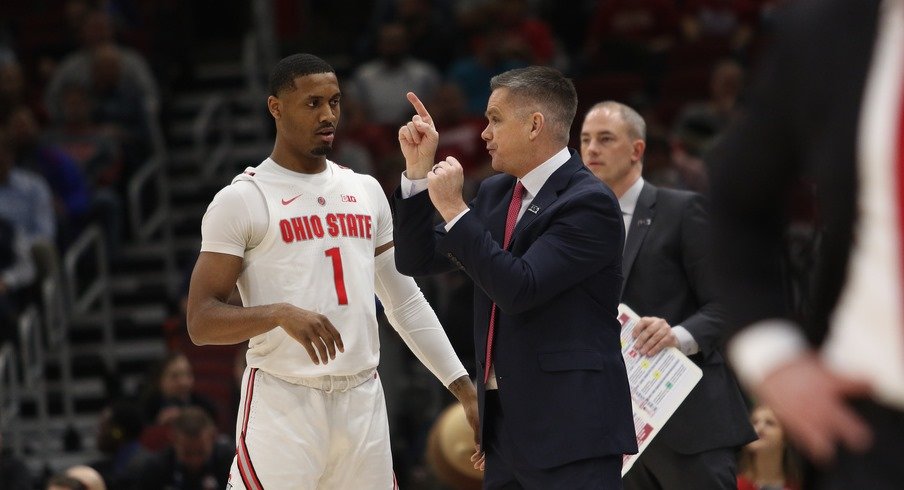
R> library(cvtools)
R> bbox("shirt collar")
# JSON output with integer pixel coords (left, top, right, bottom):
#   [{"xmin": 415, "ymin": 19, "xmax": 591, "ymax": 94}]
[
  {"xmin": 518, "ymin": 147, "xmax": 571, "ymax": 198},
  {"xmin": 619, "ymin": 176, "xmax": 645, "ymax": 217}
]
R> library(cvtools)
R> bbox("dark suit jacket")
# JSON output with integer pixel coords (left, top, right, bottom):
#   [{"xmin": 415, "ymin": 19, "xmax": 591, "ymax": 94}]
[
  {"xmin": 621, "ymin": 182, "xmax": 755, "ymax": 455},
  {"xmin": 392, "ymin": 151, "xmax": 637, "ymax": 469},
  {"xmin": 708, "ymin": 0, "xmax": 879, "ymax": 346}
]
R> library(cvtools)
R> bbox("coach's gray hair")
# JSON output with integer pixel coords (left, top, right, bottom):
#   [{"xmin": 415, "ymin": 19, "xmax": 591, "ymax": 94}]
[
  {"xmin": 588, "ymin": 101, "xmax": 647, "ymax": 142},
  {"xmin": 490, "ymin": 66, "xmax": 577, "ymax": 143}
]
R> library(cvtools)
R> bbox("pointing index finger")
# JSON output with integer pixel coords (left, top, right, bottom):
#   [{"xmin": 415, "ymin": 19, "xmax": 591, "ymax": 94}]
[{"xmin": 407, "ymin": 92, "xmax": 432, "ymax": 121}]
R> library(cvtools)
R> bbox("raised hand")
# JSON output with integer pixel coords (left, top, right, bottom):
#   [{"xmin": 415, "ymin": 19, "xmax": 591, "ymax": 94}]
[
  {"xmin": 427, "ymin": 156, "xmax": 468, "ymax": 223},
  {"xmin": 280, "ymin": 305, "xmax": 345, "ymax": 364},
  {"xmin": 398, "ymin": 92, "xmax": 439, "ymax": 180}
]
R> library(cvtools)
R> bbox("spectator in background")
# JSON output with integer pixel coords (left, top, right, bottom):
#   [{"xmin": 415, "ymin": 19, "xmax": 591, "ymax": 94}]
[
  {"xmin": 676, "ymin": 58, "xmax": 746, "ymax": 134},
  {"xmin": 447, "ymin": 24, "xmax": 528, "ymax": 116},
  {"xmin": 139, "ymin": 351, "xmax": 219, "ymax": 428},
  {"xmin": 337, "ymin": 92, "xmax": 398, "ymax": 179},
  {"xmin": 44, "ymin": 82, "xmax": 124, "ymax": 190},
  {"xmin": 41, "ymin": 83, "xmax": 126, "ymax": 254},
  {"xmin": 0, "ymin": 58, "xmax": 43, "ymax": 120},
  {"xmin": 2, "ymin": 104, "xmax": 93, "ymax": 245},
  {"xmin": 679, "ymin": 0, "xmax": 758, "ymax": 56},
  {"xmin": 580, "ymin": 0, "xmax": 678, "ymax": 74},
  {"xmin": 395, "ymin": 0, "xmax": 459, "ymax": 72},
  {"xmin": 133, "ymin": 407, "xmax": 234, "ymax": 490},
  {"xmin": 80, "ymin": 42, "xmax": 152, "ymax": 175},
  {"xmin": 44, "ymin": 9, "xmax": 159, "ymax": 124},
  {"xmin": 89, "ymin": 399, "xmax": 154, "ymax": 490},
  {"xmin": 737, "ymin": 405, "xmax": 802, "ymax": 490},
  {"xmin": 495, "ymin": 0, "xmax": 557, "ymax": 66},
  {"xmin": 329, "ymin": 94, "xmax": 377, "ymax": 177},
  {"xmin": 668, "ymin": 111, "xmax": 720, "ymax": 194},
  {"xmin": 0, "ymin": 130, "xmax": 56, "ymax": 245},
  {"xmin": 351, "ymin": 22, "xmax": 442, "ymax": 126},
  {"xmin": 0, "ymin": 216, "xmax": 36, "ymax": 339}
]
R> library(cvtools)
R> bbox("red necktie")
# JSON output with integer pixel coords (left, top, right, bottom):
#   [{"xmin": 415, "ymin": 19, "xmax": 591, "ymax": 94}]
[{"xmin": 484, "ymin": 181, "xmax": 525, "ymax": 383}]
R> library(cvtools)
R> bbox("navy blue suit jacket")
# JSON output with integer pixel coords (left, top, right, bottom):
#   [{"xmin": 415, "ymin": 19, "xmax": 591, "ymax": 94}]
[{"xmin": 392, "ymin": 150, "xmax": 637, "ymax": 469}]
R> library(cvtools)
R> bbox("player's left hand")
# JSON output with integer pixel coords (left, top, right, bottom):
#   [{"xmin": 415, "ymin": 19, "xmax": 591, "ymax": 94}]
[
  {"xmin": 632, "ymin": 316, "xmax": 678, "ymax": 356},
  {"xmin": 754, "ymin": 354, "xmax": 873, "ymax": 464},
  {"xmin": 427, "ymin": 156, "xmax": 468, "ymax": 222},
  {"xmin": 471, "ymin": 444, "xmax": 486, "ymax": 472}
]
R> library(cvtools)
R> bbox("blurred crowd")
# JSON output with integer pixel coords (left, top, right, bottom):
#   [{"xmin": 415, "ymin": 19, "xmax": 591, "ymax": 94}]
[{"xmin": 0, "ymin": 0, "xmax": 799, "ymax": 489}]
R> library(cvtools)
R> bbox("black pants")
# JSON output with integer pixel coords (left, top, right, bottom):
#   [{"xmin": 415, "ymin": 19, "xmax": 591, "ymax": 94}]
[{"xmin": 807, "ymin": 398, "xmax": 904, "ymax": 490}]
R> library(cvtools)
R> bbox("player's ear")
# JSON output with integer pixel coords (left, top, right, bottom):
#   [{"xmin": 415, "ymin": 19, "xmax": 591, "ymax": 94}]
[{"xmin": 268, "ymin": 95, "xmax": 281, "ymax": 119}]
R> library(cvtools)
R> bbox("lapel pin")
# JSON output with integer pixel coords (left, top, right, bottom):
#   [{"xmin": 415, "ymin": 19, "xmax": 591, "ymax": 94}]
[
  {"xmin": 528, "ymin": 204, "xmax": 540, "ymax": 214},
  {"xmin": 637, "ymin": 218, "xmax": 652, "ymax": 226}
]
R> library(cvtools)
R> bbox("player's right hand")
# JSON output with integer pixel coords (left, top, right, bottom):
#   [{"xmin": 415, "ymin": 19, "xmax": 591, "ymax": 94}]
[
  {"xmin": 280, "ymin": 305, "xmax": 344, "ymax": 364},
  {"xmin": 398, "ymin": 92, "xmax": 438, "ymax": 180}
]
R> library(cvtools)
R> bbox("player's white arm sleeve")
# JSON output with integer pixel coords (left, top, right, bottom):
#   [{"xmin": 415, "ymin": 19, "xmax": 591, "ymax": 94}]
[
  {"xmin": 374, "ymin": 247, "xmax": 469, "ymax": 387},
  {"xmin": 728, "ymin": 319, "xmax": 809, "ymax": 389}
]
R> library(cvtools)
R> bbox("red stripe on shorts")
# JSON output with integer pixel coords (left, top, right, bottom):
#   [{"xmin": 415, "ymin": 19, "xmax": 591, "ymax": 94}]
[
  {"xmin": 237, "ymin": 368, "xmax": 264, "ymax": 490},
  {"xmin": 238, "ymin": 435, "xmax": 264, "ymax": 490}
]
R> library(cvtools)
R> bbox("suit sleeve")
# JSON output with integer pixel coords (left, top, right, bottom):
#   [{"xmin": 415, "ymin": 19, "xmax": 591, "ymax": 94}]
[
  {"xmin": 707, "ymin": 8, "xmax": 801, "ymax": 333},
  {"xmin": 391, "ymin": 187, "xmax": 462, "ymax": 276},
  {"xmin": 675, "ymin": 193, "xmax": 728, "ymax": 357},
  {"xmin": 440, "ymin": 188, "xmax": 622, "ymax": 314}
]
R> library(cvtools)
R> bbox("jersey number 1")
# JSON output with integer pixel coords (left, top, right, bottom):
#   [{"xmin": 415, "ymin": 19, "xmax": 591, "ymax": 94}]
[{"xmin": 324, "ymin": 247, "xmax": 348, "ymax": 305}]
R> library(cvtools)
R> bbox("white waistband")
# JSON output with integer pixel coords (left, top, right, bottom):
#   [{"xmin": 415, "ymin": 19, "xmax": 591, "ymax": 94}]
[{"xmin": 269, "ymin": 368, "xmax": 377, "ymax": 393}]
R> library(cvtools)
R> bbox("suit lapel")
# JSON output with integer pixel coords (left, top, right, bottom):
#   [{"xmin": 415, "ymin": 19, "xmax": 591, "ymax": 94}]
[
  {"xmin": 622, "ymin": 182, "xmax": 656, "ymax": 288},
  {"xmin": 510, "ymin": 152, "xmax": 583, "ymax": 243}
]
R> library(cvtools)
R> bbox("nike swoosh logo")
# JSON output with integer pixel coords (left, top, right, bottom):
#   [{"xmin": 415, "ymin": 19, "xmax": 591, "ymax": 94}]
[{"xmin": 281, "ymin": 194, "xmax": 302, "ymax": 205}]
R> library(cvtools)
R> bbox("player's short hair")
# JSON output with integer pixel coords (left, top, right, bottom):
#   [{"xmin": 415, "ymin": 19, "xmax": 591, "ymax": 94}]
[
  {"xmin": 269, "ymin": 53, "xmax": 335, "ymax": 97},
  {"xmin": 490, "ymin": 66, "xmax": 577, "ymax": 144}
]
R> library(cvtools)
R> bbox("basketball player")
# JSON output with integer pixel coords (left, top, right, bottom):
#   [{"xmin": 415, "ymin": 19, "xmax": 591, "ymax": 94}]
[{"xmin": 186, "ymin": 53, "xmax": 478, "ymax": 489}]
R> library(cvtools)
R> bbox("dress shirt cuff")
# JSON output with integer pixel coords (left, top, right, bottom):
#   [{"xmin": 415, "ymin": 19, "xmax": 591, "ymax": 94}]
[
  {"xmin": 728, "ymin": 319, "xmax": 809, "ymax": 390},
  {"xmin": 671, "ymin": 326, "xmax": 699, "ymax": 356},
  {"xmin": 400, "ymin": 171, "xmax": 428, "ymax": 198},
  {"xmin": 444, "ymin": 209, "xmax": 470, "ymax": 231}
]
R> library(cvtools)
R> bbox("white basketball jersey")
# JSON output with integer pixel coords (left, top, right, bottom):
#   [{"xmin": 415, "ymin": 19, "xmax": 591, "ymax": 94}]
[{"xmin": 233, "ymin": 159, "xmax": 392, "ymax": 379}]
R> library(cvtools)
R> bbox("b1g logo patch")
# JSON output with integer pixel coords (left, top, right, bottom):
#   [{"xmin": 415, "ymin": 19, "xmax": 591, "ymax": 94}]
[
  {"xmin": 341, "ymin": 194, "xmax": 357, "ymax": 203},
  {"xmin": 318, "ymin": 196, "xmax": 326, "ymax": 206}
]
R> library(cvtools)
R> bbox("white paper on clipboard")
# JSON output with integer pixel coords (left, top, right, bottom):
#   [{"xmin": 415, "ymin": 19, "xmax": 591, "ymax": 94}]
[{"xmin": 618, "ymin": 304, "xmax": 703, "ymax": 476}]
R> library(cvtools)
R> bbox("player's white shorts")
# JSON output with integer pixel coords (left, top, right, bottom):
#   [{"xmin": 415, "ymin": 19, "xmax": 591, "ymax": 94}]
[{"xmin": 226, "ymin": 367, "xmax": 399, "ymax": 489}]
